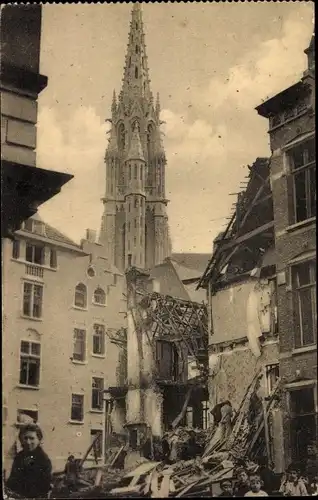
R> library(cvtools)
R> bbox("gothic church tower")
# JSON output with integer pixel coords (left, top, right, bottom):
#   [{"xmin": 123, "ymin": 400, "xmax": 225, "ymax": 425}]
[{"xmin": 99, "ymin": 3, "xmax": 171, "ymax": 271}]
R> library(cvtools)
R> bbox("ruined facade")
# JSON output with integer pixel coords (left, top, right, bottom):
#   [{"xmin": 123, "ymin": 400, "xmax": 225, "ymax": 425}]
[
  {"xmin": 99, "ymin": 3, "xmax": 171, "ymax": 272},
  {"xmin": 199, "ymin": 157, "xmax": 282, "ymax": 467},
  {"xmin": 2, "ymin": 215, "xmax": 126, "ymax": 472},
  {"xmin": 256, "ymin": 35, "xmax": 316, "ymax": 470}
]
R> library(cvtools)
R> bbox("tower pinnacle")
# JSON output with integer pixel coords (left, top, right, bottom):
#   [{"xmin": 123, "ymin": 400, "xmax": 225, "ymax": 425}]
[{"xmin": 121, "ymin": 3, "xmax": 151, "ymax": 99}]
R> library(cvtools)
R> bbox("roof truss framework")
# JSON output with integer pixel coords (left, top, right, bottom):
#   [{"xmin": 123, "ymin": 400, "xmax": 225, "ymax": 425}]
[{"xmin": 198, "ymin": 158, "xmax": 275, "ymax": 288}]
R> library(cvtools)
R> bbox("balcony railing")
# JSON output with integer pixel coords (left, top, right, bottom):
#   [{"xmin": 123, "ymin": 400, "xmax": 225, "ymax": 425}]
[{"xmin": 25, "ymin": 264, "xmax": 44, "ymax": 278}]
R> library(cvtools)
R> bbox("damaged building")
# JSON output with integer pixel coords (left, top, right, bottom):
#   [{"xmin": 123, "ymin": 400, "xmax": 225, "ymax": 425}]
[
  {"xmin": 106, "ymin": 258, "xmax": 210, "ymax": 465},
  {"xmin": 198, "ymin": 34, "xmax": 316, "ymax": 474},
  {"xmin": 256, "ymin": 34, "xmax": 316, "ymax": 471},
  {"xmin": 198, "ymin": 156, "xmax": 282, "ymax": 469}
]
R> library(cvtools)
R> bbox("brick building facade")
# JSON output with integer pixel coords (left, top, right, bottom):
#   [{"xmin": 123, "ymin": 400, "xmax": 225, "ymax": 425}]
[{"xmin": 256, "ymin": 35, "xmax": 316, "ymax": 469}]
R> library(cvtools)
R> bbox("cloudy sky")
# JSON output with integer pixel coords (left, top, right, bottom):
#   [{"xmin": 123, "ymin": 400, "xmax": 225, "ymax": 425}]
[{"xmin": 37, "ymin": 2, "xmax": 314, "ymax": 253}]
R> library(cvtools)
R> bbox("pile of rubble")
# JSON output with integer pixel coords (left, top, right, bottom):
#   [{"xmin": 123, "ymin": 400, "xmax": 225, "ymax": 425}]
[{"xmin": 51, "ymin": 372, "xmax": 281, "ymax": 498}]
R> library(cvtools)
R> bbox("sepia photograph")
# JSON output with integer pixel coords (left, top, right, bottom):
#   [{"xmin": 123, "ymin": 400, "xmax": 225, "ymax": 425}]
[{"xmin": 1, "ymin": 1, "xmax": 316, "ymax": 498}]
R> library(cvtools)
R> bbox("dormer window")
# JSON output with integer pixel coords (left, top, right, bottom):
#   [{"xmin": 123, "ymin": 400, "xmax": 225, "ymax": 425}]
[
  {"xmin": 24, "ymin": 219, "xmax": 33, "ymax": 232},
  {"xmin": 33, "ymin": 221, "xmax": 45, "ymax": 236}
]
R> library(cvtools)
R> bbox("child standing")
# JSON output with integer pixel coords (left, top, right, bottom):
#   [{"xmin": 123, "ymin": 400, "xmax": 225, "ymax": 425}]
[
  {"xmin": 279, "ymin": 467, "xmax": 308, "ymax": 496},
  {"xmin": 244, "ymin": 473, "xmax": 268, "ymax": 497},
  {"xmin": 218, "ymin": 478, "xmax": 234, "ymax": 497},
  {"xmin": 234, "ymin": 468, "xmax": 250, "ymax": 497}
]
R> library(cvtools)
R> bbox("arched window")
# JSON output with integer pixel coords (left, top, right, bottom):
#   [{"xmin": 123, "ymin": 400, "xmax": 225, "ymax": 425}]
[
  {"xmin": 129, "ymin": 164, "xmax": 132, "ymax": 180},
  {"xmin": 135, "ymin": 66, "xmax": 138, "ymax": 79},
  {"xmin": 132, "ymin": 120, "xmax": 140, "ymax": 133},
  {"xmin": 74, "ymin": 283, "xmax": 87, "ymax": 309},
  {"xmin": 140, "ymin": 165, "xmax": 143, "ymax": 181},
  {"xmin": 93, "ymin": 287, "xmax": 106, "ymax": 306},
  {"xmin": 136, "ymin": 45, "xmax": 139, "ymax": 54},
  {"xmin": 118, "ymin": 123, "xmax": 125, "ymax": 151},
  {"xmin": 134, "ymin": 164, "xmax": 137, "ymax": 179},
  {"xmin": 147, "ymin": 124, "xmax": 154, "ymax": 157}
]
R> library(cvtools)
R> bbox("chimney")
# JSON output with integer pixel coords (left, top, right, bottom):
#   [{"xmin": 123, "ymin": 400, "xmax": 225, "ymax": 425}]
[{"xmin": 86, "ymin": 229, "xmax": 96, "ymax": 243}]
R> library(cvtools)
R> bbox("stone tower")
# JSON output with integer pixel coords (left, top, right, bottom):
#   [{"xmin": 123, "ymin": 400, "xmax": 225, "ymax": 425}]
[{"xmin": 99, "ymin": 3, "xmax": 171, "ymax": 271}]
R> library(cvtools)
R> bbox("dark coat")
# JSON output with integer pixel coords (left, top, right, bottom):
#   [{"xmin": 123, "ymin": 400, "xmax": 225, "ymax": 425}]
[
  {"xmin": 234, "ymin": 482, "xmax": 250, "ymax": 497},
  {"xmin": 6, "ymin": 446, "xmax": 52, "ymax": 498}
]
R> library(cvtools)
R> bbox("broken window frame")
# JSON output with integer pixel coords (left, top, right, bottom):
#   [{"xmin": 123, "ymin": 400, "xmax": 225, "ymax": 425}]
[
  {"xmin": 202, "ymin": 401, "xmax": 211, "ymax": 430},
  {"xmin": 292, "ymin": 259, "xmax": 317, "ymax": 348},
  {"xmin": 19, "ymin": 340, "xmax": 41, "ymax": 387},
  {"xmin": 73, "ymin": 328, "xmax": 86, "ymax": 362},
  {"xmin": 71, "ymin": 394, "xmax": 84, "ymax": 422},
  {"xmin": 91, "ymin": 377, "xmax": 104, "ymax": 411},
  {"xmin": 265, "ymin": 363, "xmax": 279, "ymax": 397},
  {"xmin": 289, "ymin": 138, "xmax": 316, "ymax": 224}
]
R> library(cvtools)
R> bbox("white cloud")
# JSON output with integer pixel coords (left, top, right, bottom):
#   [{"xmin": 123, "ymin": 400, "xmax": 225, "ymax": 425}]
[
  {"xmin": 203, "ymin": 14, "xmax": 311, "ymax": 112},
  {"xmin": 37, "ymin": 106, "xmax": 109, "ymax": 242}
]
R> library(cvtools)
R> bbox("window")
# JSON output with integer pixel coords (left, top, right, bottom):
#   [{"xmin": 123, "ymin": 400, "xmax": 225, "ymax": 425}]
[
  {"xmin": 289, "ymin": 387, "xmax": 317, "ymax": 463},
  {"xmin": 129, "ymin": 164, "xmax": 132, "ymax": 180},
  {"xmin": 33, "ymin": 220, "xmax": 44, "ymax": 236},
  {"xmin": 135, "ymin": 45, "xmax": 139, "ymax": 54},
  {"xmin": 25, "ymin": 243, "xmax": 45, "ymax": 265},
  {"xmin": 93, "ymin": 288, "xmax": 106, "ymax": 306},
  {"xmin": 71, "ymin": 394, "xmax": 84, "ymax": 422},
  {"xmin": 156, "ymin": 341, "xmax": 179, "ymax": 381},
  {"xmin": 23, "ymin": 282, "xmax": 43, "ymax": 318},
  {"xmin": 49, "ymin": 249, "xmax": 57, "ymax": 269},
  {"xmin": 202, "ymin": 401, "xmax": 211, "ymax": 430},
  {"xmin": 19, "ymin": 341, "xmax": 41, "ymax": 387},
  {"xmin": 134, "ymin": 219, "xmax": 137, "ymax": 229},
  {"xmin": 270, "ymin": 114, "xmax": 282, "ymax": 128},
  {"xmin": 118, "ymin": 123, "xmax": 125, "ymax": 151},
  {"xmin": 265, "ymin": 364, "xmax": 280, "ymax": 396},
  {"xmin": 17, "ymin": 409, "xmax": 38, "ymax": 425},
  {"xmin": 134, "ymin": 164, "xmax": 137, "ymax": 179},
  {"xmin": 12, "ymin": 239, "xmax": 20, "ymax": 259},
  {"xmin": 129, "ymin": 429, "xmax": 138, "ymax": 450},
  {"xmin": 93, "ymin": 324, "xmax": 105, "ymax": 355},
  {"xmin": 292, "ymin": 260, "xmax": 316, "ymax": 348},
  {"xmin": 135, "ymin": 66, "xmax": 138, "ymax": 79},
  {"xmin": 74, "ymin": 283, "xmax": 87, "ymax": 308},
  {"xmin": 73, "ymin": 329, "xmax": 86, "ymax": 362},
  {"xmin": 24, "ymin": 219, "xmax": 33, "ymax": 232},
  {"xmin": 90, "ymin": 430, "xmax": 103, "ymax": 458},
  {"xmin": 289, "ymin": 139, "xmax": 316, "ymax": 223},
  {"xmin": 186, "ymin": 407, "xmax": 193, "ymax": 427},
  {"xmin": 269, "ymin": 277, "xmax": 279, "ymax": 334},
  {"xmin": 140, "ymin": 166, "xmax": 143, "ymax": 181},
  {"xmin": 91, "ymin": 377, "xmax": 104, "ymax": 410}
]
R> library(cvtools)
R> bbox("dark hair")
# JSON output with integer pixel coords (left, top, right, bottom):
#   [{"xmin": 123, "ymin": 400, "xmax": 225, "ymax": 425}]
[
  {"xmin": 249, "ymin": 472, "xmax": 262, "ymax": 481},
  {"xmin": 220, "ymin": 478, "xmax": 232, "ymax": 487},
  {"xmin": 19, "ymin": 423, "xmax": 43, "ymax": 443},
  {"xmin": 236, "ymin": 467, "xmax": 248, "ymax": 477}
]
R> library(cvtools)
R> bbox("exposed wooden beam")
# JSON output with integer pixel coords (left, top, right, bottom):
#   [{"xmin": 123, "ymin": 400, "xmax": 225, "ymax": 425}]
[
  {"xmin": 236, "ymin": 177, "xmax": 270, "ymax": 235},
  {"xmin": 220, "ymin": 221, "xmax": 274, "ymax": 251}
]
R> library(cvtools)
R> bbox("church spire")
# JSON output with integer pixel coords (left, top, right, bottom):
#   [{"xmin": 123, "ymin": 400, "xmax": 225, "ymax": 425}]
[{"xmin": 121, "ymin": 2, "xmax": 152, "ymax": 99}]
